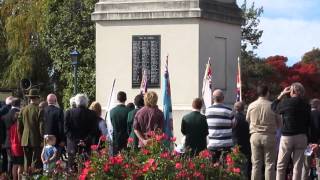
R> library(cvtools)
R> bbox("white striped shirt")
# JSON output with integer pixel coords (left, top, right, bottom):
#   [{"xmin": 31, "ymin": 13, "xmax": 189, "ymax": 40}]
[{"xmin": 206, "ymin": 103, "xmax": 234, "ymax": 150}]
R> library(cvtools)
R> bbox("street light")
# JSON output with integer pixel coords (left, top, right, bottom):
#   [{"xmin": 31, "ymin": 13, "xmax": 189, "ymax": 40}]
[{"xmin": 70, "ymin": 49, "xmax": 80, "ymax": 95}]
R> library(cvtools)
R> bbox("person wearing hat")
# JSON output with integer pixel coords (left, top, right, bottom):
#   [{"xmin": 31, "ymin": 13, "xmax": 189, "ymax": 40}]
[{"xmin": 18, "ymin": 89, "xmax": 43, "ymax": 173}]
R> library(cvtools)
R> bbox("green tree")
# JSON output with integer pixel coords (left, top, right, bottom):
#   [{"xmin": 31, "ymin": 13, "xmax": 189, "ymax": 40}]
[
  {"xmin": 42, "ymin": 0, "xmax": 97, "ymax": 107},
  {"xmin": 301, "ymin": 48, "xmax": 320, "ymax": 69},
  {"xmin": 240, "ymin": 0, "xmax": 264, "ymax": 55},
  {"xmin": 0, "ymin": 0, "xmax": 50, "ymax": 94}
]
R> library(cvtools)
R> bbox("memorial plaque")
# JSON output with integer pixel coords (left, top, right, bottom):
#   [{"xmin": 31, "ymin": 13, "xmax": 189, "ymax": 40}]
[{"xmin": 132, "ymin": 35, "xmax": 161, "ymax": 88}]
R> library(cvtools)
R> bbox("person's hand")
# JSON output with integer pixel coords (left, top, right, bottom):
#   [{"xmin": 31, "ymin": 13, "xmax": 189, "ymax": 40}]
[
  {"xmin": 278, "ymin": 87, "xmax": 291, "ymax": 99},
  {"xmin": 43, "ymin": 160, "xmax": 48, "ymax": 164},
  {"xmin": 311, "ymin": 144, "xmax": 319, "ymax": 152},
  {"xmin": 59, "ymin": 141, "xmax": 65, "ymax": 147}
]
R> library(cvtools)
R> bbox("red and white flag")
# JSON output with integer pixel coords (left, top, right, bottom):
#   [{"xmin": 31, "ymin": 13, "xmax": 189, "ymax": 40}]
[
  {"xmin": 236, "ymin": 57, "xmax": 242, "ymax": 102},
  {"xmin": 140, "ymin": 70, "xmax": 148, "ymax": 95},
  {"xmin": 202, "ymin": 58, "xmax": 212, "ymax": 109}
]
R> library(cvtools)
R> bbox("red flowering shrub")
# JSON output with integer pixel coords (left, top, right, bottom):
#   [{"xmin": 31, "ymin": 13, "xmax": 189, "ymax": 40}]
[{"xmin": 76, "ymin": 133, "xmax": 246, "ymax": 179}]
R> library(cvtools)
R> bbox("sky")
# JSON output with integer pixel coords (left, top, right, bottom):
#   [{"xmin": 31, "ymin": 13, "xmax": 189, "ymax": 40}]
[{"xmin": 236, "ymin": 0, "xmax": 320, "ymax": 66}]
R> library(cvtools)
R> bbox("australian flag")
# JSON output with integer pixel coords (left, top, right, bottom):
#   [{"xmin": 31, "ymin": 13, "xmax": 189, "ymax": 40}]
[{"xmin": 162, "ymin": 56, "xmax": 173, "ymax": 138}]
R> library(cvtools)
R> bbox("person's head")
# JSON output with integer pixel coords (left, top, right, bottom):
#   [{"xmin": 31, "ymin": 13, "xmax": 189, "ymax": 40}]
[
  {"xmin": 257, "ymin": 85, "xmax": 269, "ymax": 98},
  {"xmin": 144, "ymin": 91, "xmax": 158, "ymax": 107},
  {"xmin": 75, "ymin": 94, "xmax": 89, "ymax": 108},
  {"xmin": 45, "ymin": 135, "xmax": 56, "ymax": 146},
  {"xmin": 117, "ymin": 91, "xmax": 127, "ymax": 103},
  {"xmin": 89, "ymin": 101, "xmax": 102, "ymax": 117},
  {"xmin": 70, "ymin": 97, "xmax": 76, "ymax": 108},
  {"xmin": 234, "ymin": 101, "xmax": 244, "ymax": 113},
  {"xmin": 212, "ymin": 89, "xmax": 224, "ymax": 103},
  {"xmin": 290, "ymin": 82, "xmax": 305, "ymax": 97},
  {"xmin": 134, "ymin": 94, "xmax": 144, "ymax": 108},
  {"xmin": 192, "ymin": 98, "xmax": 203, "ymax": 110},
  {"xmin": 27, "ymin": 89, "xmax": 40, "ymax": 104},
  {"xmin": 126, "ymin": 103, "xmax": 135, "ymax": 111},
  {"xmin": 5, "ymin": 96, "xmax": 14, "ymax": 105},
  {"xmin": 47, "ymin": 94, "xmax": 57, "ymax": 105},
  {"xmin": 310, "ymin": 98, "xmax": 320, "ymax": 110},
  {"xmin": 39, "ymin": 101, "xmax": 48, "ymax": 110},
  {"xmin": 11, "ymin": 98, "xmax": 21, "ymax": 108}
]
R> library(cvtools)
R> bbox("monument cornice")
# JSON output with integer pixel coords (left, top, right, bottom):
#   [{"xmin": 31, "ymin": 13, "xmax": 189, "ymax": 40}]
[{"xmin": 92, "ymin": 0, "xmax": 243, "ymax": 25}]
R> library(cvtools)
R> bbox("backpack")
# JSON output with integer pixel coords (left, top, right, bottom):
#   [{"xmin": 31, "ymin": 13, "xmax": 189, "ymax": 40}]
[{"xmin": 9, "ymin": 122, "xmax": 23, "ymax": 156}]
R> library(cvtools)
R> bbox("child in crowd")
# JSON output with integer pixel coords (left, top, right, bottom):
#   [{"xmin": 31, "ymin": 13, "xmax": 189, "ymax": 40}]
[{"xmin": 41, "ymin": 135, "xmax": 58, "ymax": 173}]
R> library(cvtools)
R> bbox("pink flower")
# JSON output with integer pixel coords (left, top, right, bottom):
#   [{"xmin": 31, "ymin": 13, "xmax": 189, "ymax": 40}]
[
  {"xmin": 142, "ymin": 149, "xmax": 150, "ymax": 155},
  {"xmin": 161, "ymin": 133, "xmax": 168, "ymax": 140},
  {"xmin": 103, "ymin": 163, "xmax": 110, "ymax": 172},
  {"xmin": 199, "ymin": 150, "xmax": 212, "ymax": 159},
  {"xmin": 200, "ymin": 163, "xmax": 206, "ymax": 169},
  {"xmin": 233, "ymin": 167, "xmax": 241, "ymax": 174},
  {"xmin": 100, "ymin": 135, "xmax": 107, "ymax": 142},
  {"xmin": 148, "ymin": 158, "xmax": 155, "ymax": 165},
  {"xmin": 90, "ymin": 145, "xmax": 98, "ymax": 151},
  {"xmin": 160, "ymin": 151, "xmax": 169, "ymax": 159},
  {"xmin": 175, "ymin": 162, "xmax": 182, "ymax": 170},
  {"xmin": 170, "ymin": 137, "xmax": 176, "ymax": 142},
  {"xmin": 226, "ymin": 154, "xmax": 234, "ymax": 166},
  {"xmin": 84, "ymin": 160, "xmax": 91, "ymax": 168},
  {"xmin": 128, "ymin": 137, "xmax": 134, "ymax": 144},
  {"xmin": 188, "ymin": 162, "xmax": 195, "ymax": 169},
  {"xmin": 232, "ymin": 146, "xmax": 239, "ymax": 154},
  {"xmin": 155, "ymin": 135, "xmax": 162, "ymax": 141}
]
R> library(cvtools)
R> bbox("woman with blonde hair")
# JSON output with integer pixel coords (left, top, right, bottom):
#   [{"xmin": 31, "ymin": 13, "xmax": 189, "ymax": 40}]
[
  {"xmin": 133, "ymin": 91, "xmax": 164, "ymax": 147},
  {"xmin": 89, "ymin": 101, "xmax": 108, "ymax": 138}
]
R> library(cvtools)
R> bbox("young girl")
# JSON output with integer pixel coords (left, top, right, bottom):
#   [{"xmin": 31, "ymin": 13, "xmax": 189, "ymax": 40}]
[{"xmin": 41, "ymin": 135, "xmax": 58, "ymax": 173}]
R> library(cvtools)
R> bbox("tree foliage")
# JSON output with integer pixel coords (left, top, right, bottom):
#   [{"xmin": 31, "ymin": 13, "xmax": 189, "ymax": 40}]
[
  {"xmin": 301, "ymin": 48, "xmax": 320, "ymax": 69},
  {"xmin": 0, "ymin": 0, "xmax": 50, "ymax": 92},
  {"xmin": 42, "ymin": 0, "xmax": 97, "ymax": 107}
]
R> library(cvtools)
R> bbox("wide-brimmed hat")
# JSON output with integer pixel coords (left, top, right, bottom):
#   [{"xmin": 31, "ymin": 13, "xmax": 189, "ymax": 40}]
[{"xmin": 26, "ymin": 89, "xmax": 40, "ymax": 98}]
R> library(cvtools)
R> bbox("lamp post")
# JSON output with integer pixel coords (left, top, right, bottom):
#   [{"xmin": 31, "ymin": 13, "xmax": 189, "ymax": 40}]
[{"xmin": 70, "ymin": 49, "xmax": 80, "ymax": 95}]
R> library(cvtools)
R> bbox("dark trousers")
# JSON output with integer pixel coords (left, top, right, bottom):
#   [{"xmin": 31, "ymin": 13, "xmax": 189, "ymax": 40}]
[
  {"xmin": 1, "ymin": 148, "xmax": 8, "ymax": 173},
  {"xmin": 23, "ymin": 147, "xmax": 41, "ymax": 172}
]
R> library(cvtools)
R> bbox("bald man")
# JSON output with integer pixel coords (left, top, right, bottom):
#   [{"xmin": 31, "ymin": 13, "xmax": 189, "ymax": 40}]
[
  {"xmin": 205, "ymin": 89, "xmax": 234, "ymax": 161},
  {"xmin": 43, "ymin": 94, "xmax": 65, "ymax": 147}
]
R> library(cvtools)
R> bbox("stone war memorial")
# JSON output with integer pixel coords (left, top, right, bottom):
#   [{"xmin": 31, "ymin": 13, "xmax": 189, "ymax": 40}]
[{"xmin": 92, "ymin": 0, "xmax": 242, "ymax": 141}]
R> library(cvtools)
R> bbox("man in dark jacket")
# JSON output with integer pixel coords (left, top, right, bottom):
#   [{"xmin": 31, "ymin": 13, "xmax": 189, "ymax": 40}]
[
  {"xmin": 110, "ymin": 91, "xmax": 130, "ymax": 155},
  {"xmin": 127, "ymin": 94, "xmax": 144, "ymax": 149},
  {"xmin": 232, "ymin": 101, "xmax": 251, "ymax": 178},
  {"xmin": 181, "ymin": 98, "xmax": 208, "ymax": 156},
  {"xmin": 0, "ymin": 96, "xmax": 13, "ymax": 173},
  {"xmin": 64, "ymin": 94, "xmax": 99, "ymax": 170},
  {"xmin": 43, "ymin": 94, "xmax": 65, "ymax": 147}
]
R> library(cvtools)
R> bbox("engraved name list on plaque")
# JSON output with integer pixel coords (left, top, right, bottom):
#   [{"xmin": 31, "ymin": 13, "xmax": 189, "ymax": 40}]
[{"xmin": 132, "ymin": 35, "xmax": 161, "ymax": 88}]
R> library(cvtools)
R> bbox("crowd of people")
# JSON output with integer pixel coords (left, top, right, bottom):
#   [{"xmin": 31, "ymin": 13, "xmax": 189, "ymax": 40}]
[{"xmin": 0, "ymin": 82, "xmax": 319, "ymax": 180}]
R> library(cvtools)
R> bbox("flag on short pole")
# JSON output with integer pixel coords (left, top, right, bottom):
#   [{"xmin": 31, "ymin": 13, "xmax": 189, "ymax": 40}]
[
  {"xmin": 202, "ymin": 58, "xmax": 212, "ymax": 109},
  {"xmin": 140, "ymin": 70, "xmax": 148, "ymax": 95},
  {"xmin": 236, "ymin": 57, "xmax": 242, "ymax": 102},
  {"xmin": 105, "ymin": 79, "xmax": 117, "ymax": 141},
  {"xmin": 162, "ymin": 55, "xmax": 173, "ymax": 138}
]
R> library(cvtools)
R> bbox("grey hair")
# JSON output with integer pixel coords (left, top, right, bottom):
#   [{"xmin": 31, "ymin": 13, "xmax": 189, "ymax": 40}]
[
  {"xmin": 291, "ymin": 82, "xmax": 305, "ymax": 97},
  {"xmin": 75, "ymin": 94, "xmax": 89, "ymax": 107},
  {"xmin": 69, "ymin": 97, "xmax": 76, "ymax": 108}
]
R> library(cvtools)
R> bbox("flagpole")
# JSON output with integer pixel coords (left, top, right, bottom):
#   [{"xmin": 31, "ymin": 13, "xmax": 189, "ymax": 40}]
[
  {"xmin": 202, "ymin": 57, "xmax": 211, "ymax": 97},
  {"xmin": 237, "ymin": 57, "xmax": 242, "ymax": 102},
  {"xmin": 105, "ymin": 78, "xmax": 116, "ymax": 120}
]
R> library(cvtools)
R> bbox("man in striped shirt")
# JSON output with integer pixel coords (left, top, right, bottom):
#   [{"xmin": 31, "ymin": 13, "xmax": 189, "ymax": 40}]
[{"xmin": 205, "ymin": 89, "xmax": 233, "ymax": 161}]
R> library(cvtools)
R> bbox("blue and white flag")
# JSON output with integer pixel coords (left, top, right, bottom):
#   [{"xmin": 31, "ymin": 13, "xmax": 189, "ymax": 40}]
[{"xmin": 162, "ymin": 55, "xmax": 173, "ymax": 138}]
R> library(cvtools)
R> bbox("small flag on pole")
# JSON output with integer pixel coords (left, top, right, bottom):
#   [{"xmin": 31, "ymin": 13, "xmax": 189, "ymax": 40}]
[
  {"xmin": 162, "ymin": 55, "xmax": 173, "ymax": 138},
  {"xmin": 105, "ymin": 79, "xmax": 117, "ymax": 141},
  {"xmin": 140, "ymin": 70, "xmax": 148, "ymax": 95},
  {"xmin": 236, "ymin": 57, "xmax": 242, "ymax": 102},
  {"xmin": 202, "ymin": 58, "xmax": 212, "ymax": 109}
]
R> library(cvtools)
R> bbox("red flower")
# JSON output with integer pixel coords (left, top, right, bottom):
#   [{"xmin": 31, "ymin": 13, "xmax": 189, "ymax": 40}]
[
  {"xmin": 147, "ymin": 158, "xmax": 155, "ymax": 165},
  {"xmin": 155, "ymin": 135, "xmax": 162, "ymax": 141},
  {"xmin": 142, "ymin": 149, "xmax": 150, "ymax": 155},
  {"xmin": 170, "ymin": 137, "xmax": 176, "ymax": 142},
  {"xmin": 84, "ymin": 160, "xmax": 91, "ymax": 168},
  {"xmin": 142, "ymin": 163, "xmax": 151, "ymax": 173},
  {"xmin": 232, "ymin": 146, "xmax": 239, "ymax": 154},
  {"xmin": 199, "ymin": 150, "xmax": 212, "ymax": 159},
  {"xmin": 200, "ymin": 163, "xmax": 206, "ymax": 169},
  {"xmin": 100, "ymin": 135, "xmax": 107, "ymax": 142},
  {"xmin": 193, "ymin": 171, "xmax": 205, "ymax": 180},
  {"xmin": 115, "ymin": 154, "xmax": 123, "ymax": 164},
  {"xmin": 232, "ymin": 167, "xmax": 241, "ymax": 174},
  {"xmin": 188, "ymin": 162, "xmax": 195, "ymax": 170},
  {"xmin": 147, "ymin": 131, "xmax": 155, "ymax": 137},
  {"xmin": 175, "ymin": 162, "xmax": 182, "ymax": 169},
  {"xmin": 90, "ymin": 145, "xmax": 98, "ymax": 151},
  {"xmin": 161, "ymin": 133, "xmax": 168, "ymax": 140},
  {"xmin": 226, "ymin": 154, "xmax": 234, "ymax": 166},
  {"xmin": 79, "ymin": 167, "xmax": 91, "ymax": 180},
  {"xmin": 103, "ymin": 163, "xmax": 110, "ymax": 172},
  {"xmin": 128, "ymin": 137, "xmax": 134, "ymax": 144},
  {"xmin": 160, "ymin": 151, "xmax": 169, "ymax": 159}
]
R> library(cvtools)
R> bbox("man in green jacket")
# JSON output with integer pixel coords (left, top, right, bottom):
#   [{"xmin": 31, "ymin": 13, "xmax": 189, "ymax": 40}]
[
  {"xmin": 181, "ymin": 98, "xmax": 209, "ymax": 156},
  {"xmin": 110, "ymin": 91, "xmax": 130, "ymax": 155},
  {"xmin": 127, "ymin": 94, "xmax": 144, "ymax": 149},
  {"xmin": 18, "ymin": 89, "xmax": 43, "ymax": 172}
]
